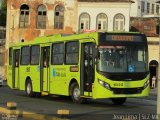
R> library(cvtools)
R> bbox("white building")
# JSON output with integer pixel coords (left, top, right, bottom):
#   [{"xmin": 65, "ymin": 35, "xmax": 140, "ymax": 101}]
[
  {"xmin": 130, "ymin": 0, "xmax": 160, "ymax": 85},
  {"xmin": 130, "ymin": 0, "xmax": 160, "ymax": 17},
  {"xmin": 77, "ymin": 0, "xmax": 132, "ymax": 32}
]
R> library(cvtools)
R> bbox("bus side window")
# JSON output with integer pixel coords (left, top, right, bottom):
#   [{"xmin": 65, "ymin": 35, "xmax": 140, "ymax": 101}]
[
  {"xmin": 15, "ymin": 50, "xmax": 20, "ymax": 67},
  {"xmin": 21, "ymin": 46, "xmax": 30, "ymax": 65},
  {"xmin": 43, "ymin": 49, "xmax": 48, "ymax": 67},
  {"xmin": 15, "ymin": 61, "xmax": 18, "ymax": 67},
  {"xmin": 43, "ymin": 58, "xmax": 47, "ymax": 67},
  {"xmin": 31, "ymin": 45, "xmax": 40, "ymax": 65},
  {"xmin": 65, "ymin": 41, "xmax": 79, "ymax": 65},
  {"xmin": 52, "ymin": 42, "xmax": 64, "ymax": 65}
]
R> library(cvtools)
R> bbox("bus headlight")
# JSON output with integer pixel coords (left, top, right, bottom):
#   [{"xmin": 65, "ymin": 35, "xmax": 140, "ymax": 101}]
[
  {"xmin": 143, "ymin": 79, "xmax": 150, "ymax": 89},
  {"xmin": 98, "ymin": 79, "xmax": 111, "ymax": 90},
  {"xmin": 98, "ymin": 79, "xmax": 104, "ymax": 86},
  {"xmin": 104, "ymin": 83, "xmax": 111, "ymax": 90}
]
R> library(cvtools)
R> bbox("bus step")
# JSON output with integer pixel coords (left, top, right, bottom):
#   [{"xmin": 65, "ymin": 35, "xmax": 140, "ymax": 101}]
[
  {"xmin": 80, "ymin": 96, "xmax": 92, "ymax": 98},
  {"xmin": 12, "ymin": 88, "xmax": 18, "ymax": 90},
  {"xmin": 41, "ymin": 92, "xmax": 49, "ymax": 96}
]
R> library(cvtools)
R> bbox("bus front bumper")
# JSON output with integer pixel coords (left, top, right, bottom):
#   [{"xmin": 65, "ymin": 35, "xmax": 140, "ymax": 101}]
[{"xmin": 92, "ymin": 83, "xmax": 150, "ymax": 99}]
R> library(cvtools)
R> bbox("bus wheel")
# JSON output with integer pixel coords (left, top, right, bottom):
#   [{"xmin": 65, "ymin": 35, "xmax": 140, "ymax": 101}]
[
  {"xmin": 25, "ymin": 80, "xmax": 35, "ymax": 97},
  {"xmin": 71, "ymin": 83, "xmax": 85, "ymax": 104},
  {"xmin": 111, "ymin": 98, "xmax": 127, "ymax": 105}
]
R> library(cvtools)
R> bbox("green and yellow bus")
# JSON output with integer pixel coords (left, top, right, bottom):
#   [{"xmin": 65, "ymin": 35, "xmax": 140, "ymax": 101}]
[{"xmin": 7, "ymin": 32, "xmax": 149, "ymax": 105}]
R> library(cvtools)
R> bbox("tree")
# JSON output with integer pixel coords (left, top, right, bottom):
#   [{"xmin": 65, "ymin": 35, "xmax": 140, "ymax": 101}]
[{"xmin": 0, "ymin": 0, "xmax": 7, "ymax": 26}]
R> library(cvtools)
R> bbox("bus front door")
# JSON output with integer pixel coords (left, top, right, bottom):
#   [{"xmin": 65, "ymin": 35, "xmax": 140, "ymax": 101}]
[
  {"xmin": 12, "ymin": 49, "xmax": 20, "ymax": 89},
  {"xmin": 40, "ymin": 46, "xmax": 50, "ymax": 92},
  {"xmin": 81, "ymin": 43, "xmax": 95, "ymax": 96}
]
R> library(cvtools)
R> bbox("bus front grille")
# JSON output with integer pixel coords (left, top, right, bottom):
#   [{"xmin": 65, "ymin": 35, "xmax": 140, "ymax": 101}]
[{"xmin": 112, "ymin": 88, "xmax": 143, "ymax": 94}]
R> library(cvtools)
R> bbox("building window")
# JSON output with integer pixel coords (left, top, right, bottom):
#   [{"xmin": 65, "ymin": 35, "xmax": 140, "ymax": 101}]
[
  {"xmin": 156, "ymin": 5, "xmax": 160, "ymax": 14},
  {"xmin": 52, "ymin": 42, "xmax": 64, "ymax": 65},
  {"xmin": 144, "ymin": 25, "xmax": 152, "ymax": 31},
  {"xmin": 19, "ymin": 5, "xmax": 29, "ymax": 28},
  {"xmin": 152, "ymin": 4, "xmax": 155, "ymax": 14},
  {"xmin": 65, "ymin": 41, "xmax": 79, "ymax": 65},
  {"xmin": 54, "ymin": 5, "xmax": 64, "ymax": 29},
  {"xmin": 141, "ymin": 1, "xmax": 145, "ymax": 13},
  {"xmin": 147, "ymin": 2, "xmax": 150, "ymax": 14},
  {"xmin": 96, "ymin": 13, "xmax": 108, "ymax": 30},
  {"xmin": 114, "ymin": 14, "xmax": 125, "ymax": 31},
  {"xmin": 79, "ymin": 13, "xmax": 90, "ymax": 31},
  {"xmin": 37, "ymin": 5, "xmax": 46, "ymax": 29}
]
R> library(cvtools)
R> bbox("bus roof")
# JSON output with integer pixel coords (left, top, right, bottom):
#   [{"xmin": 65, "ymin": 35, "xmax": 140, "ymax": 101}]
[{"xmin": 9, "ymin": 31, "xmax": 143, "ymax": 47}]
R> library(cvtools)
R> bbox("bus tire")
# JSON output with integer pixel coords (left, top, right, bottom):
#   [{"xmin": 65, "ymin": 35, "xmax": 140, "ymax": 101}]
[
  {"xmin": 70, "ymin": 83, "xmax": 85, "ymax": 104},
  {"xmin": 111, "ymin": 98, "xmax": 127, "ymax": 105},
  {"xmin": 25, "ymin": 80, "xmax": 35, "ymax": 97}
]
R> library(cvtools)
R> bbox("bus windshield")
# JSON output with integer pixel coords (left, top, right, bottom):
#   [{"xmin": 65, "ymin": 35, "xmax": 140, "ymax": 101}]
[{"xmin": 97, "ymin": 45, "xmax": 148, "ymax": 73}]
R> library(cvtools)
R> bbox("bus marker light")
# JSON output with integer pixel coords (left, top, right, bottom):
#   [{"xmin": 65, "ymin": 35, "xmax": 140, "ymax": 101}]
[
  {"xmin": 70, "ymin": 66, "xmax": 79, "ymax": 72},
  {"xmin": 57, "ymin": 109, "xmax": 70, "ymax": 115},
  {"xmin": 143, "ymin": 79, "xmax": 150, "ymax": 89},
  {"xmin": 104, "ymin": 83, "xmax": 111, "ymax": 90}
]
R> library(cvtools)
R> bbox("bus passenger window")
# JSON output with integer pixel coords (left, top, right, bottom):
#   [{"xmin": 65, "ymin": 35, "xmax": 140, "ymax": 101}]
[
  {"xmin": 15, "ymin": 50, "xmax": 20, "ymax": 67},
  {"xmin": 43, "ymin": 49, "xmax": 48, "ymax": 67},
  {"xmin": 15, "ymin": 61, "xmax": 18, "ymax": 67},
  {"xmin": 21, "ymin": 46, "xmax": 30, "ymax": 65},
  {"xmin": 66, "ymin": 41, "xmax": 79, "ymax": 65},
  {"xmin": 52, "ymin": 43, "xmax": 64, "ymax": 65},
  {"xmin": 31, "ymin": 45, "xmax": 40, "ymax": 65},
  {"xmin": 43, "ymin": 59, "xmax": 47, "ymax": 67}
]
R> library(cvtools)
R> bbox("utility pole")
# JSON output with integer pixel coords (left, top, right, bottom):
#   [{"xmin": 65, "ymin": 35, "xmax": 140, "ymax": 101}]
[{"xmin": 156, "ymin": 1, "xmax": 160, "ymax": 119}]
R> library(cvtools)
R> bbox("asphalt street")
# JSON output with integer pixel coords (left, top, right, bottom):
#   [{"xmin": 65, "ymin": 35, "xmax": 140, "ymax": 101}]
[{"xmin": 0, "ymin": 83, "xmax": 157, "ymax": 120}]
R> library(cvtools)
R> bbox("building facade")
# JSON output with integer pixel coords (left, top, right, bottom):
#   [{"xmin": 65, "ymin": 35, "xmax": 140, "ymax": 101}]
[
  {"xmin": 130, "ymin": 17, "xmax": 159, "ymax": 37},
  {"xmin": 6, "ymin": 0, "xmax": 78, "ymax": 48},
  {"xmin": 130, "ymin": 0, "xmax": 160, "ymax": 17},
  {"xmin": 6, "ymin": 0, "xmax": 132, "ymax": 48},
  {"xmin": 0, "ymin": 0, "xmax": 6, "ymax": 79},
  {"xmin": 78, "ymin": 0, "xmax": 132, "ymax": 32},
  {"xmin": 130, "ymin": 0, "xmax": 160, "ymax": 87}
]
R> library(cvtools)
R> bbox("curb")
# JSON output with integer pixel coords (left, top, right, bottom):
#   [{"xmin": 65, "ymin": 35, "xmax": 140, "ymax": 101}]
[{"xmin": 0, "ymin": 106, "xmax": 70, "ymax": 120}]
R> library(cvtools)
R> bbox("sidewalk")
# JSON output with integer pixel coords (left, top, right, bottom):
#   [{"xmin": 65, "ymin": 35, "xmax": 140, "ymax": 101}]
[
  {"xmin": 0, "ymin": 66, "xmax": 4, "ymax": 80},
  {"xmin": 149, "ymin": 87, "xmax": 157, "ymax": 96}
]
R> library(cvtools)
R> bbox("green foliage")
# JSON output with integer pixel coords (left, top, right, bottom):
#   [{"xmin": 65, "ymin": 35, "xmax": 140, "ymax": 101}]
[
  {"xmin": 1, "ymin": 0, "xmax": 7, "ymax": 10},
  {"xmin": 0, "ymin": 0, "xmax": 7, "ymax": 26}
]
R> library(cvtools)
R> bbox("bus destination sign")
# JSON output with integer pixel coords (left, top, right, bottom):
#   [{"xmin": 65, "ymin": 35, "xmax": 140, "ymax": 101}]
[
  {"xmin": 99, "ymin": 33, "xmax": 145, "ymax": 43},
  {"xmin": 111, "ymin": 35, "xmax": 134, "ymax": 41}
]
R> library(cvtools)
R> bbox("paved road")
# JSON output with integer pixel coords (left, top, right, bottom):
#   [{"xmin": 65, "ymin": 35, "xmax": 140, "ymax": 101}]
[{"xmin": 0, "ymin": 85, "xmax": 157, "ymax": 120}]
